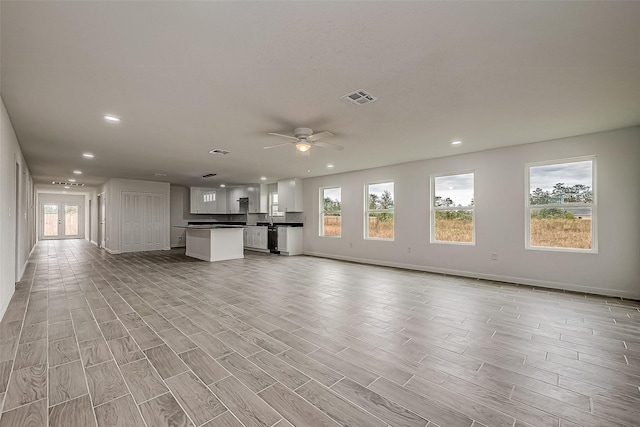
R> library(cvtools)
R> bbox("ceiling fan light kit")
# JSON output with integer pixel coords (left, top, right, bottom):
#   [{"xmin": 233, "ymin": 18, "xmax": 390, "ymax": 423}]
[
  {"xmin": 296, "ymin": 142, "xmax": 311, "ymax": 152},
  {"xmin": 265, "ymin": 127, "xmax": 343, "ymax": 151}
]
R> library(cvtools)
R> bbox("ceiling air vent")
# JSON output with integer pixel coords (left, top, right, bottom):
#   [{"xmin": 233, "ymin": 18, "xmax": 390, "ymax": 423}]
[
  {"xmin": 340, "ymin": 89, "xmax": 377, "ymax": 105},
  {"xmin": 202, "ymin": 173, "xmax": 217, "ymax": 179},
  {"xmin": 52, "ymin": 181, "xmax": 85, "ymax": 186},
  {"xmin": 209, "ymin": 149, "xmax": 230, "ymax": 155}
]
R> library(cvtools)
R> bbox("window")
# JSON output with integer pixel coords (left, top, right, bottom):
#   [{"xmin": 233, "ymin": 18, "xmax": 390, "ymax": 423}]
[
  {"xmin": 366, "ymin": 182, "xmax": 394, "ymax": 240},
  {"xmin": 526, "ymin": 156, "xmax": 596, "ymax": 252},
  {"xmin": 270, "ymin": 192, "xmax": 284, "ymax": 217},
  {"xmin": 431, "ymin": 172, "xmax": 475, "ymax": 244},
  {"xmin": 320, "ymin": 187, "xmax": 341, "ymax": 237},
  {"xmin": 203, "ymin": 191, "xmax": 216, "ymax": 203}
]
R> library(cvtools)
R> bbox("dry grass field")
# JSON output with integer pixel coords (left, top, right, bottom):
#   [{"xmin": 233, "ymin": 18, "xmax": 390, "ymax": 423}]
[
  {"xmin": 322, "ymin": 216, "xmax": 341, "ymax": 236},
  {"xmin": 530, "ymin": 218, "xmax": 591, "ymax": 249},
  {"xmin": 435, "ymin": 218, "xmax": 474, "ymax": 243},
  {"xmin": 324, "ymin": 216, "xmax": 590, "ymax": 249}
]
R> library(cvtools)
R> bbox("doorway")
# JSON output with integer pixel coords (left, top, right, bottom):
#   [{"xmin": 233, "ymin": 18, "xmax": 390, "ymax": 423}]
[
  {"xmin": 98, "ymin": 193, "xmax": 106, "ymax": 248},
  {"xmin": 15, "ymin": 163, "xmax": 20, "ymax": 279},
  {"xmin": 40, "ymin": 201, "xmax": 83, "ymax": 240}
]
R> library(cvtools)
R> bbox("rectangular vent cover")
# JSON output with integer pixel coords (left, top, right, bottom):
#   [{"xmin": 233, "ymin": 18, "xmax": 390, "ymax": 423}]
[
  {"xmin": 202, "ymin": 173, "xmax": 217, "ymax": 178},
  {"xmin": 209, "ymin": 149, "xmax": 230, "ymax": 155},
  {"xmin": 52, "ymin": 181, "xmax": 85, "ymax": 186},
  {"xmin": 341, "ymin": 89, "xmax": 377, "ymax": 105}
]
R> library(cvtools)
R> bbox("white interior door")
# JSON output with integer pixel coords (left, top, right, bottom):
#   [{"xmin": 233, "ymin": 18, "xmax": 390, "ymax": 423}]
[{"xmin": 41, "ymin": 202, "xmax": 82, "ymax": 240}]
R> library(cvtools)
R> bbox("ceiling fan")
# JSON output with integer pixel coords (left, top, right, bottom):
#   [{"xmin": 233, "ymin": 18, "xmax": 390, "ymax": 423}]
[{"xmin": 265, "ymin": 127, "xmax": 344, "ymax": 152}]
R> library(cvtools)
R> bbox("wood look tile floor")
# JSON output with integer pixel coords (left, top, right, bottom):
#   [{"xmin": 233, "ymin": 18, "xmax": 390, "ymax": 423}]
[{"xmin": 0, "ymin": 240, "xmax": 639, "ymax": 427}]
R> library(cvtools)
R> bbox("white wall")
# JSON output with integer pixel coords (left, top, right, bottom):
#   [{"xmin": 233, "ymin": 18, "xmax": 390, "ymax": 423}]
[
  {"xmin": 303, "ymin": 126, "xmax": 640, "ymax": 299},
  {"xmin": 102, "ymin": 178, "xmax": 171, "ymax": 253},
  {"xmin": 0, "ymin": 96, "xmax": 35, "ymax": 320}
]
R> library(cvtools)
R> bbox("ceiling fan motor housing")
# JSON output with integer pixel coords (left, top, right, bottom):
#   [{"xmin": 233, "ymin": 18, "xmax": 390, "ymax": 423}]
[{"xmin": 294, "ymin": 127, "xmax": 313, "ymax": 139}]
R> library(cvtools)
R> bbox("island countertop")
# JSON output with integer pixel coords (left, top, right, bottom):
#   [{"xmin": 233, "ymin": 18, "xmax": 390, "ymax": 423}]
[{"xmin": 174, "ymin": 224, "xmax": 246, "ymax": 229}]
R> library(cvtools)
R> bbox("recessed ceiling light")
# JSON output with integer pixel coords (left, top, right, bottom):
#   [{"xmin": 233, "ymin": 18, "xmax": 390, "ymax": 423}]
[
  {"xmin": 68, "ymin": 179, "xmax": 76, "ymax": 182},
  {"xmin": 220, "ymin": 184, "xmax": 226, "ymax": 188},
  {"xmin": 73, "ymin": 170, "xmax": 82, "ymax": 174},
  {"xmin": 83, "ymin": 153, "xmax": 94, "ymax": 158},
  {"xmin": 327, "ymin": 164, "xmax": 334, "ymax": 169},
  {"xmin": 104, "ymin": 115, "xmax": 120, "ymax": 122},
  {"xmin": 154, "ymin": 173, "xmax": 167, "ymax": 177},
  {"xmin": 64, "ymin": 186, "xmax": 70, "ymax": 189},
  {"xmin": 260, "ymin": 177, "xmax": 267, "ymax": 181},
  {"xmin": 451, "ymin": 140, "xmax": 462, "ymax": 145}
]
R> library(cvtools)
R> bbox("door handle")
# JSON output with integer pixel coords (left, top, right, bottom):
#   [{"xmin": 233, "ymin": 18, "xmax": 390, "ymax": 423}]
[{"xmin": 58, "ymin": 220, "xmax": 62, "ymax": 224}]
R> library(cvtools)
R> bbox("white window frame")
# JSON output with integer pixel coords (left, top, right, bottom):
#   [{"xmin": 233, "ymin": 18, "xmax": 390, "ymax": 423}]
[
  {"xmin": 270, "ymin": 192, "xmax": 284, "ymax": 217},
  {"xmin": 525, "ymin": 155, "xmax": 597, "ymax": 253},
  {"xmin": 320, "ymin": 187, "xmax": 342, "ymax": 238},
  {"xmin": 365, "ymin": 181, "xmax": 394, "ymax": 241},
  {"xmin": 430, "ymin": 171, "xmax": 475, "ymax": 245}
]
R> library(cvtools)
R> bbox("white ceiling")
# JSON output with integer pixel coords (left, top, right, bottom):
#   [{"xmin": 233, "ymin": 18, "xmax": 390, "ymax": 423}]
[{"xmin": 2, "ymin": 1, "xmax": 639, "ymax": 189}]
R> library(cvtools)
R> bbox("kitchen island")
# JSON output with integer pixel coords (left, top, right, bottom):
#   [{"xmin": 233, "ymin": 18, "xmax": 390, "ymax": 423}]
[{"xmin": 175, "ymin": 225, "xmax": 245, "ymax": 262}]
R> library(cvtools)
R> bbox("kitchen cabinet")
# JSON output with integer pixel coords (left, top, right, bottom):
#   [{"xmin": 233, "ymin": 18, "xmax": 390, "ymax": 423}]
[
  {"xmin": 277, "ymin": 178, "xmax": 303, "ymax": 212},
  {"xmin": 227, "ymin": 185, "xmax": 263, "ymax": 213},
  {"xmin": 244, "ymin": 226, "xmax": 268, "ymax": 251},
  {"xmin": 190, "ymin": 187, "xmax": 227, "ymax": 214},
  {"xmin": 277, "ymin": 226, "xmax": 302, "ymax": 255}
]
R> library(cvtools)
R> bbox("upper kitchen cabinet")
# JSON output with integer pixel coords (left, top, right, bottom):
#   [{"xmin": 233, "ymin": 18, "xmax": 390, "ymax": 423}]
[
  {"xmin": 278, "ymin": 178, "xmax": 303, "ymax": 212},
  {"xmin": 190, "ymin": 187, "xmax": 227, "ymax": 214},
  {"xmin": 227, "ymin": 185, "xmax": 263, "ymax": 213}
]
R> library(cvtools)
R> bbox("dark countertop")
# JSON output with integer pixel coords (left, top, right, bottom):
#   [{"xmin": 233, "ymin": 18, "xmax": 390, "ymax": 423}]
[
  {"xmin": 187, "ymin": 221, "xmax": 246, "ymax": 225},
  {"xmin": 255, "ymin": 222, "xmax": 304, "ymax": 227},
  {"xmin": 175, "ymin": 225, "xmax": 245, "ymax": 229}
]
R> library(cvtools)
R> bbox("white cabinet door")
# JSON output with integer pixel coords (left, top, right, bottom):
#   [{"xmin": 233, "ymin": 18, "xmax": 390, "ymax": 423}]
[
  {"xmin": 277, "ymin": 178, "xmax": 303, "ymax": 212},
  {"xmin": 256, "ymin": 227, "xmax": 267, "ymax": 249},
  {"xmin": 247, "ymin": 186, "xmax": 260, "ymax": 212},
  {"xmin": 277, "ymin": 227, "xmax": 287, "ymax": 252},
  {"xmin": 215, "ymin": 188, "xmax": 227, "ymax": 213}
]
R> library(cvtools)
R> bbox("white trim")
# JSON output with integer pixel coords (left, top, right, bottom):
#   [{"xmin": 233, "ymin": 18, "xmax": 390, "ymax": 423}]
[
  {"xmin": 90, "ymin": 240, "xmax": 98, "ymax": 246},
  {"xmin": 525, "ymin": 155, "xmax": 597, "ymax": 253},
  {"xmin": 303, "ymin": 251, "xmax": 640, "ymax": 300},
  {"xmin": 104, "ymin": 247, "xmax": 121, "ymax": 255}
]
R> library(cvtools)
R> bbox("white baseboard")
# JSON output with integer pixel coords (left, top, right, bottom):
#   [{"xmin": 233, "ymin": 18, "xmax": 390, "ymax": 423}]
[
  {"xmin": 90, "ymin": 240, "xmax": 98, "ymax": 246},
  {"xmin": 0, "ymin": 294, "xmax": 12, "ymax": 322},
  {"xmin": 104, "ymin": 247, "xmax": 121, "ymax": 255},
  {"xmin": 303, "ymin": 251, "xmax": 640, "ymax": 300}
]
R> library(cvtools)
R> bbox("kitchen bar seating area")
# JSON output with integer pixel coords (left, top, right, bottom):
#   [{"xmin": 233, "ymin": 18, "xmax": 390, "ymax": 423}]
[{"xmin": 1, "ymin": 239, "xmax": 639, "ymax": 427}]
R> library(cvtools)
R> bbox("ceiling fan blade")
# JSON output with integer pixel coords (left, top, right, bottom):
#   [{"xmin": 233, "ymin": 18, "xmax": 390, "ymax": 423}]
[
  {"xmin": 263, "ymin": 142, "xmax": 293, "ymax": 149},
  {"xmin": 307, "ymin": 131, "xmax": 334, "ymax": 142},
  {"xmin": 268, "ymin": 132, "xmax": 299, "ymax": 141},
  {"xmin": 314, "ymin": 140, "xmax": 344, "ymax": 151}
]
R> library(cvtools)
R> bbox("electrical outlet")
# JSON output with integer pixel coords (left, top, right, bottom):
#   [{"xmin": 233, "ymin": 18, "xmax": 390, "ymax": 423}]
[{"xmin": 491, "ymin": 253, "xmax": 498, "ymax": 261}]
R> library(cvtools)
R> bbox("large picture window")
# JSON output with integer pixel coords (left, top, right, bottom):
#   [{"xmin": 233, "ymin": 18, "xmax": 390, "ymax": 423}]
[
  {"xmin": 366, "ymin": 182, "xmax": 394, "ymax": 240},
  {"xmin": 431, "ymin": 172, "xmax": 475, "ymax": 244},
  {"xmin": 320, "ymin": 187, "xmax": 341, "ymax": 237},
  {"xmin": 526, "ymin": 156, "xmax": 596, "ymax": 252}
]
